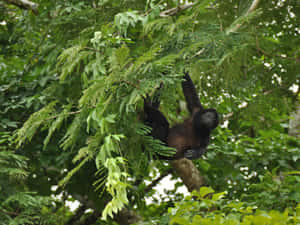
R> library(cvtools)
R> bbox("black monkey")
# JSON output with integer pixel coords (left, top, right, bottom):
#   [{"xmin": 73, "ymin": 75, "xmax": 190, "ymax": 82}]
[{"xmin": 144, "ymin": 72, "xmax": 219, "ymax": 160}]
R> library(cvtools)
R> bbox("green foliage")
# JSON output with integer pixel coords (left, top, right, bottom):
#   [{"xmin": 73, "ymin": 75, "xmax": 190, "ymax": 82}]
[
  {"xmin": 115, "ymin": 11, "xmax": 146, "ymax": 36},
  {"xmin": 200, "ymin": 121, "xmax": 300, "ymax": 210},
  {"xmin": 16, "ymin": 101, "xmax": 58, "ymax": 147},
  {"xmin": 1, "ymin": 0, "xmax": 299, "ymax": 224},
  {"xmin": 58, "ymin": 44, "xmax": 89, "ymax": 82},
  {"xmin": 101, "ymin": 157, "xmax": 129, "ymax": 220},
  {"xmin": 43, "ymin": 103, "xmax": 73, "ymax": 148},
  {"xmin": 166, "ymin": 187, "xmax": 300, "ymax": 225},
  {"xmin": 0, "ymin": 132, "xmax": 64, "ymax": 225}
]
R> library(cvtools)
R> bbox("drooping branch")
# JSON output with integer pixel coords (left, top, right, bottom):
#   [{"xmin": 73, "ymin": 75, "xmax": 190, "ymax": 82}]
[{"xmin": 3, "ymin": 0, "xmax": 38, "ymax": 14}]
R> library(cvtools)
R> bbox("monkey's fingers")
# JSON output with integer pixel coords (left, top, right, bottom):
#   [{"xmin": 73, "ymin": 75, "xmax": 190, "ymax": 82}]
[{"xmin": 184, "ymin": 148, "xmax": 206, "ymax": 160}]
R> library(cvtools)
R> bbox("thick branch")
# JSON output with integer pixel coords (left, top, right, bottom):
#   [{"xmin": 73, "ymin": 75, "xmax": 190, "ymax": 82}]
[
  {"xmin": 160, "ymin": 3, "xmax": 196, "ymax": 17},
  {"xmin": 114, "ymin": 208, "xmax": 142, "ymax": 225},
  {"xmin": 226, "ymin": 0, "xmax": 260, "ymax": 34},
  {"xmin": 171, "ymin": 158, "xmax": 205, "ymax": 192},
  {"xmin": 3, "ymin": 0, "xmax": 39, "ymax": 14}
]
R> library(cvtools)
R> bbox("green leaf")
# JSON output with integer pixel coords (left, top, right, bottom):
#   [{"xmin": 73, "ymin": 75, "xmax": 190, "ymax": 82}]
[{"xmin": 199, "ymin": 186, "xmax": 215, "ymax": 198}]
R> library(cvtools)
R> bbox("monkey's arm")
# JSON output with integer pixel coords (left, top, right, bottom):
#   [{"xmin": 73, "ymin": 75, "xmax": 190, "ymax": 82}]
[
  {"xmin": 182, "ymin": 72, "xmax": 203, "ymax": 113},
  {"xmin": 144, "ymin": 101, "xmax": 169, "ymax": 143}
]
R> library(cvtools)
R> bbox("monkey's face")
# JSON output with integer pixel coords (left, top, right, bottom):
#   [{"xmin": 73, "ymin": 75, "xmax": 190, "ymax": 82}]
[{"xmin": 193, "ymin": 109, "xmax": 219, "ymax": 131}]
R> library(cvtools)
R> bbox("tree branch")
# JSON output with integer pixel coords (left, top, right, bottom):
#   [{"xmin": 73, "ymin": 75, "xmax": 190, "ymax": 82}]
[
  {"xmin": 121, "ymin": 80, "xmax": 141, "ymax": 90},
  {"xmin": 3, "ymin": 0, "xmax": 39, "ymax": 14},
  {"xmin": 171, "ymin": 158, "xmax": 205, "ymax": 192},
  {"xmin": 66, "ymin": 205, "xmax": 87, "ymax": 225},
  {"xmin": 45, "ymin": 110, "xmax": 82, "ymax": 121},
  {"xmin": 114, "ymin": 208, "xmax": 142, "ymax": 225},
  {"xmin": 255, "ymin": 37, "xmax": 296, "ymax": 61},
  {"xmin": 0, "ymin": 209, "xmax": 19, "ymax": 216},
  {"xmin": 160, "ymin": 3, "xmax": 196, "ymax": 17},
  {"xmin": 226, "ymin": 0, "xmax": 260, "ymax": 34}
]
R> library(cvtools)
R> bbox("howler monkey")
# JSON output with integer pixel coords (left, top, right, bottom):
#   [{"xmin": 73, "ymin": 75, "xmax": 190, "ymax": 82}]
[{"xmin": 144, "ymin": 72, "xmax": 219, "ymax": 160}]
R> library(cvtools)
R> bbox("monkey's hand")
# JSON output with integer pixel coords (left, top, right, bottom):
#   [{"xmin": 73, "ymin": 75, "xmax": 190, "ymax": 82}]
[{"xmin": 184, "ymin": 148, "xmax": 206, "ymax": 160}]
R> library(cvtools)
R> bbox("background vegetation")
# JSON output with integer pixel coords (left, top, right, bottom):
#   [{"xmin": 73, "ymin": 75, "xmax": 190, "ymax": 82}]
[{"xmin": 0, "ymin": 0, "xmax": 299, "ymax": 224}]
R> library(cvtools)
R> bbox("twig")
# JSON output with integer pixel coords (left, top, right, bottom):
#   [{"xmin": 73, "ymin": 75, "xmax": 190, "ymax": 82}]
[
  {"xmin": 255, "ymin": 37, "xmax": 296, "ymax": 61},
  {"xmin": 122, "ymin": 80, "xmax": 140, "ymax": 90},
  {"xmin": 0, "ymin": 209, "xmax": 19, "ymax": 216},
  {"xmin": 193, "ymin": 48, "xmax": 205, "ymax": 57},
  {"xmin": 46, "ymin": 110, "xmax": 82, "ymax": 121},
  {"xmin": 83, "ymin": 47, "xmax": 102, "ymax": 53}
]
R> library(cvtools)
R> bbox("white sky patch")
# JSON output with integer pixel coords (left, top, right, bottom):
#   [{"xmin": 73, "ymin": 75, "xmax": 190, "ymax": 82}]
[
  {"xmin": 272, "ymin": 73, "xmax": 282, "ymax": 84},
  {"xmin": 276, "ymin": 31, "xmax": 283, "ymax": 37},
  {"xmin": 288, "ymin": 8, "xmax": 295, "ymax": 18},
  {"xmin": 66, "ymin": 199, "xmax": 81, "ymax": 211},
  {"xmin": 50, "ymin": 187, "xmax": 81, "ymax": 212},
  {"xmin": 289, "ymin": 84, "xmax": 299, "ymax": 93},
  {"xmin": 0, "ymin": 21, "xmax": 6, "ymax": 26},
  {"xmin": 85, "ymin": 208, "xmax": 94, "ymax": 214},
  {"xmin": 145, "ymin": 174, "xmax": 188, "ymax": 205},
  {"xmin": 238, "ymin": 102, "xmax": 248, "ymax": 109},
  {"xmin": 221, "ymin": 120, "xmax": 229, "ymax": 129},
  {"xmin": 51, "ymin": 185, "xmax": 58, "ymax": 192}
]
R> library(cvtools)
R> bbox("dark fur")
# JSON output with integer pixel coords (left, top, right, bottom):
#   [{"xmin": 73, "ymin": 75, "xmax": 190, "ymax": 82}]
[{"xmin": 144, "ymin": 72, "xmax": 219, "ymax": 160}]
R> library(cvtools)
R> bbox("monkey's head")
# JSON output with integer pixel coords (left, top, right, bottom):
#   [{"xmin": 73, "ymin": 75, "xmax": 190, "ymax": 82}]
[{"xmin": 193, "ymin": 109, "xmax": 219, "ymax": 132}]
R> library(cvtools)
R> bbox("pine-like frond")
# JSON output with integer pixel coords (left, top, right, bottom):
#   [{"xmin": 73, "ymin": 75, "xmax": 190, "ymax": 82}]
[
  {"xmin": 43, "ymin": 103, "xmax": 73, "ymax": 148},
  {"xmin": 16, "ymin": 101, "xmax": 58, "ymax": 147},
  {"xmin": 58, "ymin": 45, "xmax": 91, "ymax": 82},
  {"xmin": 60, "ymin": 111, "xmax": 86, "ymax": 150}
]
